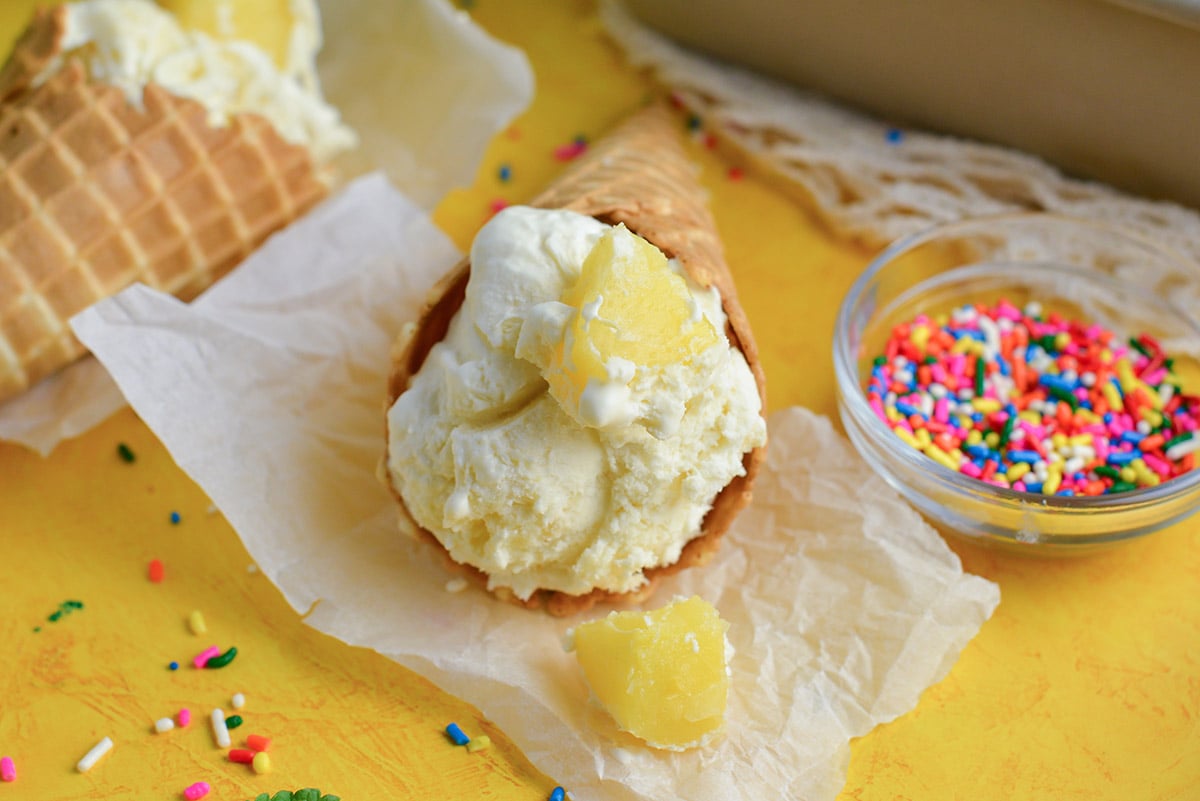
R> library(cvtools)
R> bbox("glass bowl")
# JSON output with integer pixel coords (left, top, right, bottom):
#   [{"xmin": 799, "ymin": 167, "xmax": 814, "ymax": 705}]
[{"xmin": 833, "ymin": 213, "xmax": 1200, "ymax": 552}]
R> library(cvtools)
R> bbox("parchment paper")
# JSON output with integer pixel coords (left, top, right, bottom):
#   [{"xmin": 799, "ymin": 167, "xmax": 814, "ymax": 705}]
[
  {"xmin": 0, "ymin": 0, "xmax": 533, "ymax": 455},
  {"xmin": 72, "ymin": 174, "xmax": 1000, "ymax": 801}
]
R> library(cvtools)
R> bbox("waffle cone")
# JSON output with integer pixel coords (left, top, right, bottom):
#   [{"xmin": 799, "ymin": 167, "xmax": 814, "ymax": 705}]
[
  {"xmin": 385, "ymin": 103, "xmax": 767, "ymax": 616},
  {"xmin": 0, "ymin": 7, "xmax": 328, "ymax": 402}
]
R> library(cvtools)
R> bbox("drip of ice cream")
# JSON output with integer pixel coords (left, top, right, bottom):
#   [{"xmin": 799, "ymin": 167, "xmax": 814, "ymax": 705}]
[
  {"xmin": 386, "ymin": 206, "xmax": 766, "ymax": 599},
  {"xmin": 36, "ymin": 0, "xmax": 354, "ymax": 164}
]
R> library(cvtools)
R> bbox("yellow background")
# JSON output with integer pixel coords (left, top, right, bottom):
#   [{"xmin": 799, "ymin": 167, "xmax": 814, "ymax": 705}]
[{"xmin": 2, "ymin": 1, "xmax": 1198, "ymax": 799}]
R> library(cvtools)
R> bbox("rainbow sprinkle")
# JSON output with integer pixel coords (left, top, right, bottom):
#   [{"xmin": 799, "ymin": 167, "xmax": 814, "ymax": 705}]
[{"xmin": 867, "ymin": 299, "xmax": 1200, "ymax": 496}]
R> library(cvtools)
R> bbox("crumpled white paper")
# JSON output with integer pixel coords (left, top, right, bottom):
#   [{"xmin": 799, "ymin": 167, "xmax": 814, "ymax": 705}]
[
  {"xmin": 0, "ymin": 0, "xmax": 533, "ymax": 455},
  {"xmin": 72, "ymin": 174, "xmax": 1000, "ymax": 801}
]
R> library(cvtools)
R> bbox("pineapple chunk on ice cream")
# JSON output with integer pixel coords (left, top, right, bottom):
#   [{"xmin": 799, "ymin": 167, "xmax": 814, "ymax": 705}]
[
  {"xmin": 385, "ymin": 206, "xmax": 766, "ymax": 600},
  {"xmin": 568, "ymin": 596, "xmax": 732, "ymax": 750}
]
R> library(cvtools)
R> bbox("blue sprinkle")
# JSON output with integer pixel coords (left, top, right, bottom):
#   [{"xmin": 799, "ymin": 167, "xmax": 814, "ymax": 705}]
[
  {"xmin": 686, "ymin": 114, "xmax": 702, "ymax": 131},
  {"xmin": 965, "ymin": 444, "xmax": 990, "ymax": 459},
  {"xmin": 1007, "ymin": 449, "xmax": 1042, "ymax": 464},
  {"xmin": 498, "ymin": 164, "xmax": 512, "ymax": 182},
  {"xmin": 445, "ymin": 723, "xmax": 470, "ymax": 746},
  {"xmin": 169, "ymin": 661, "xmax": 179, "ymax": 671},
  {"xmin": 573, "ymin": 134, "xmax": 588, "ymax": 146},
  {"xmin": 1039, "ymin": 374, "xmax": 1075, "ymax": 391},
  {"xmin": 549, "ymin": 789, "xmax": 566, "ymax": 801},
  {"xmin": 1120, "ymin": 431, "xmax": 1144, "ymax": 444},
  {"xmin": 1023, "ymin": 481, "xmax": 1043, "ymax": 493},
  {"xmin": 1108, "ymin": 451, "xmax": 1139, "ymax": 465},
  {"xmin": 1058, "ymin": 489, "xmax": 1076, "ymax": 496},
  {"xmin": 1103, "ymin": 412, "xmax": 1115, "ymax": 424},
  {"xmin": 952, "ymin": 329, "xmax": 985, "ymax": 341},
  {"xmin": 169, "ymin": 511, "xmax": 181, "ymax": 525},
  {"xmin": 884, "ymin": 127, "xmax": 904, "ymax": 144},
  {"xmin": 895, "ymin": 401, "xmax": 923, "ymax": 418}
]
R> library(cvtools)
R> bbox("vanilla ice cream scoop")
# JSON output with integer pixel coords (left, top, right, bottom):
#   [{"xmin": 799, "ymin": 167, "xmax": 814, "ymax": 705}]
[{"xmin": 387, "ymin": 206, "xmax": 765, "ymax": 602}]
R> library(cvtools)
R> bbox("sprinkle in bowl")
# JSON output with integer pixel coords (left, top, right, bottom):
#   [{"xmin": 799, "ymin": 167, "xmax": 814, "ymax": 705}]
[{"xmin": 833, "ymin": 213, "xmax": 1200, "ymax": 552}]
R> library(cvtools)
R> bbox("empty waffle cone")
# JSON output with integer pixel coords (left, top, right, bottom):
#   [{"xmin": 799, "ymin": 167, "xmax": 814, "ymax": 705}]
[
  {"xmin": 385, "ymin": 103, "xmax": 767, "ymax": 616},
  {"xmin": 0, "ymin": 7, "xmax": 328, "ymax": 403}
]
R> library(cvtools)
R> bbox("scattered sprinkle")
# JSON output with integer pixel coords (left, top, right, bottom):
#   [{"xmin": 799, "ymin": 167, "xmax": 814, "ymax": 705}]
[
  {"xmin": 76, "ymin": 736, "xmax": 113, "ymax": 773},
  {"xmin": 727, "ymin": 166, "xmax": 744, "ymax": 181},
  {"xmin": 211, "ymin": 709, "xmax": 231, "ymax": 748},
  {"xmin": 505, "ymin": 125, "xmax": 522, "ymax": 140},
  {"xmin": 465, "ymin": 735, "xmax": 491, "ymax": 753},
  {"xmin": 553, "ymin": 139, "xmax": 588, "ymax": 161},
  {"xmin": 550, "ymin": 788, "xmax": 566, "ymax": 801},
  {"xmin": 444, "ymin": 578, "xmax": 469, "ymax": 593},
  {"xmin": 116, "ymin": 443, "xmax": 136, "ymax": 463},
  {"xmin": 178, "ymin": 708, "xmax": 192, "ymax": 728},
  {"xmin": 867, "ymin": 299, "xmax": 1200, "ymax": 495},
  {"xmin": 148, "ymin": 559, "xmax": 164, "ymax": 583},
  {"xmin": 246, "ymin": 734, "xmax": 272, "ymax": 753},
  {"xmin": 169, "ymin": 511, "xmax": 182, "ymax": 525},
  {"xmin": 169, "ymin": 661, "xmax": 179, "ymax": 671},
  {"xmin": 251, "ymin": 750, "xmax": 272, "ymax": 775},
  {"xmin": 231, "ymin": 692, "xmax": 246, "ymax": 710},
  {"xmin": 497, "ymin": 164, "xmax": 512, "ymax": 182},
  {"xmin": 445, "ymin": 722, "xmax": 470, "ymax": 746},
  {"xmin": 229, "ymin": 749, "xmax": 256, "ymax": 764},
  {"xmin": 47, "ymin": 600, "xmax": 84, "ymax": 623},
  {"xmin": 188, "ymin": 610, "xmax": 207, "ymax": 636},
  {"xmin": 204, "ymin": 647, "xmax": 238, "ymax": 669},
  {"xmin": 488, "ymin": 198, "xmax": 509, "ymax": 215},
  {"xmin": 702, "ymin": 132, "xmax": 718, "ymax": 150},
  {"xmin": 246, "ymin": 563, "xmax": 258, "ymax": 574},
  {"xmin": 193, "ymin": 646, "xmax": 221, "ymax": 669},
  {"xmin": 184, "ymin": 781, "xmax": 211, "ymax": 800},
  {"xmin": 0, "ymin": 756, "xmax": 15, "ymax": 782},
  {"xmin": 226, "ymin": 715, "xmax": 244, "ymax": 730},
  {"xmin": 686, "ymin": 113, "xmax": 702, "ymax": 131},
  {"xmin": 206, "ymin": 503, "xmax": 218, "ymax": 515},
  {"xmin": 154, "ymin": 717, "xmax": 175, "ymax": 734},
  {"xmin": 885, "ymin": 127, "xmax": 904, "ymax": 144}
]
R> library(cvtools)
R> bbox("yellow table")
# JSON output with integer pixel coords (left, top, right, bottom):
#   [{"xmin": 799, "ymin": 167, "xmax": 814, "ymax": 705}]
[{"xmin": 3, "ymin": 2, "xmax": 1198, "ymax": 799}]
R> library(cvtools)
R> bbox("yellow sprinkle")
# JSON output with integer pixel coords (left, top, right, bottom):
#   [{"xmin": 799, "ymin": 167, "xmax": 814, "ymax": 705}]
[
  {"xmin": 894, "ymin": 428, "xmax": 919, "ymax": 449},
  {"xmin": 1100, "ymin": 348, "xmax": 1113, "ymax": 362},
  {"xmin": 972, "ymin": 398, "xmax": 1001, "ymax": 414},
  {"xmin": 1142, "ymin": 409, "xmax": 1164, "ymax": 428},
  {"xmin": 1141, "ymin": 473, "xmax": 1162, "ymax": 487},
  {"xmin": 252, "ymin": 751, "xmax": 271, "ymax": 775},
  {"xmin": 1101, "ymin": 382, "xmax": 1124, "ymax": 413},
  {"xmin": 926, "ymin": 445, "xmax": 960, "ymax": 471},
  {"xmin": 1007, "ymin": 463, "xmax": 1031, "ymax": 481},
  {"xmin": 911, "ymin": 325, "xmax": 931, "ymax": 351},
  {"xmin": 1131, "ymin": 459, "xmax": 1155, "ymax": 484},
  {"xmin": 1051, "ymin": 433, "xmax": 1068, "ymax": 450},
  {"xmin": 1043, "ymin": 471, "xmax": 1063, "ymax": 495},
  {"xmin": 1120, "ymin": 467, "xmax": 1137, "ymax": 483},
  {"xmin": 1075, "ymin": 409, "xmax": 1101, "ymax": 424},
  {"xmin": 466, "ymin": 735, "xmax": 492, "ymax": 753},
  {"xmin": 188, "ymin": 610, "xmax": 207, "ymax": 636},
  {"xmin": 1055, "ymin": 332, "xmax": 1070, "ymax": 350},
  {"xmin": 984, "ymin": 432, "xmax": 1000, "ymax": 448},
  {"xmin": 951, "ymin": 337, "xmax": 975, "ymax": 355},
  {"xmin": 1116, "ymin": 359, "xmax": 1137, "ymax": 388},
  {"xmin": 966, "ymin": 429, "xmax": 983, "ymax": 446},
  {"xmin": 915, "ymin": 428, "xmax": 932, "ymax": 448},
  {"xmin": 1019, "ymin": 410, "xmax": 1041, "ymax": 423},
  {"xmin": 1068, "ymin": 434, "xmax": 1092, "ymax": 446},
  {"xmin": 886, "ymin": 406, "xmax": 901, "ymax": 422}
]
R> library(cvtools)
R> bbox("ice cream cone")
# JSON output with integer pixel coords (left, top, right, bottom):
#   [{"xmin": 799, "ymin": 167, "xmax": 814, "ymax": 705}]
[
  {"xmin": 0, "ymin": 6, "xmax": 328, "ymax": 402},
  {"xmin": 386, "ymin": 103, "xmax": 766, "ymax": 616}
]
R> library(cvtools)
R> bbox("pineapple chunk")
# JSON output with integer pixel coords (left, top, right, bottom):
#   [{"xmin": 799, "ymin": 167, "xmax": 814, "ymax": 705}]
[
  {"xmin": 157, "ymin": 0, "xmax": 295, "ymax": 69},
  {"xmin": 548, "ymin": 225, "xmax": 718, "ymax": 423},
  {"xmin": 570, "ymin": 596, "xmax": 730, "ymax": 749}
]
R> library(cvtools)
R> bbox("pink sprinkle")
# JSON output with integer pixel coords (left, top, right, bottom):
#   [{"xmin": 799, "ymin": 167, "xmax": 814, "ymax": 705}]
[
  {"xmin": 1180, "ymin": 415, "xmax": 1198, "ymax": 432},
  {"xmin": 895, "ymin": 419, "xmax": 914, "ymax": 435},
  {"xmin": 869, "ymin": 397, "xmax": 887, "ymax": 423},
  {"xmin": 193, "ymin": 647, "xmax": 220, "ymax": 669},
  {"xmin": 1, "ymin": 756, "xmax": 15, "ymax": 782},
  {"xmin": 934, "ymin": 398, "xmax": 950, "ymax": 424},
  {"xmin": 1143, "ymin": 452, "xmax": 1172, "ymax": 477},
  {"xmin": 183, "ymin": 781, "xmax": 211, "ymax": 800},
  {"xmin": 553, "ymin": 141, "xmax": 587, "ymax": 161},
  {"xmin": 1095, "ymin": 439, "xmax": 1109, "ymax": 462},
  {"xmin": 178, "ymin": 708, "xmax": 192, "ymax": 728},
  {"xmin": 995, "ymin": 300, "xmax": 1022, "ymax": 321},
  {"xmin": 960, "ymin": 462, "xmax": 983, "ymax": 478},
  {"xmin": 1012, "ymin": 480, "xmax": 1027, "ymax": 492},
  {"xmin": 488, "ymin": 198, "xmax": 509, "ymax": 215}
]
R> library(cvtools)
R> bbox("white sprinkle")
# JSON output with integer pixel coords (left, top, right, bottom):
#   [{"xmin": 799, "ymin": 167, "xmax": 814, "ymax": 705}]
[
  {"xmin": 444, "ymin": 578, "xmax": 469, "ymax": 593},
  {"xmin": 206, "ymin": 503, "xmax": 218, "ymax": 515},
  {"xmin": 210, "ymin": 708, "xmax": 231, "ymax": 748},
  {"xmin": 1161, "ymin": 384, "xmax": 1176, "ymax": 404},
  {"xmin": 231, "ymin": 693, "xmax": 246, "ymax": 711},
  {"xmin": 1064, "ymin": 457, "xmax": 1085, "ymax": 475},
  {"xmin": 154, "ymin": 717, "xmax": 175, "ymax": 734},
  {"xmin": 246, "ymin": 564, "xmax": 258, "ymax": 574},
  {"xmin": 1137, "ymin": 420, "xmax": 1152, "ymax": 435},
  {"xmin": 1166, "ymin": 437, "xmax": 1200, "ymax": 461},
  {"xmin": 76, "ymin": 737, "xmax": 113, "ymax": 773},
  {"xmin": 1024, "ymin": 301, "xmax": 1043, "ymax": 318},
  {"xmin": 929, "ymin": 383, "xmax": 948, "ymax": 399}
]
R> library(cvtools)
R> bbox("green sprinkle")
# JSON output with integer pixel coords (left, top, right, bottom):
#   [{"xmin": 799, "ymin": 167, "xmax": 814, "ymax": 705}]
[
  {"xmin": 1048, "ymin": 384, "xmax": 1079, "ymax": 410},
  {"xmin": 226, "ymin": 715, "xmax": 243, "ymax": 729},
  {"xmin": 65, "ymin": 600, "xmax": 83, "ymax": 609},
  {"xmin": 1037, "ymin": 334, "xmax": 1058, "ymax": 353},
  {"xmin": 117, "ymin": 443, "xmax": 136, "ymax": 463},
  {"xmin": 204, "ymin": 646, "xmax": 238, "ymax": 669},
  {"xmin": 48, "ymin": 611, "xmax": 62, "ymax": 622},
  {"xmin": 872, "ymin": 355, "xmax": 886, "ymax": 368},
  {"xmin": 1095, "ymin": 465, "xmax": 1122, "ymax": 480},
  {"xmin": 999, "ymin": 414, "xmax": 1016, "ymax": 447},
  {"xmin": 1111, "ymin": 480, "xmax": 1138, "ymax": 493},
  {"xmin": 1128, "ymin": 337, "xmax": 1151, "ymax": 357},
  {"xmin": 1165, "ymin": 431, "xmax": 1194, "ymax": 449},
  {"xmin": 974, "ymin": 356, "xmax": 985, "ymax": 397}
]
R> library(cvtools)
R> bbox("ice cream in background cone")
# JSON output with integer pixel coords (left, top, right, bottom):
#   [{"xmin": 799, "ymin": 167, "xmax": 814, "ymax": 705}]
[
  {"xmin": 0, "ymin": 0, "xmax": 354, "ymax": 403},
  {"xmin": 384, "ymin": 103, "xmax": 767, "ymax": 617}
]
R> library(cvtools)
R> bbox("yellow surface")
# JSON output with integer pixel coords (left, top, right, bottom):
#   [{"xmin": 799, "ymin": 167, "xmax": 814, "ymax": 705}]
[{"xmin": 2, "ymin": 1, "xmax": 1199, "ymax": 800}]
